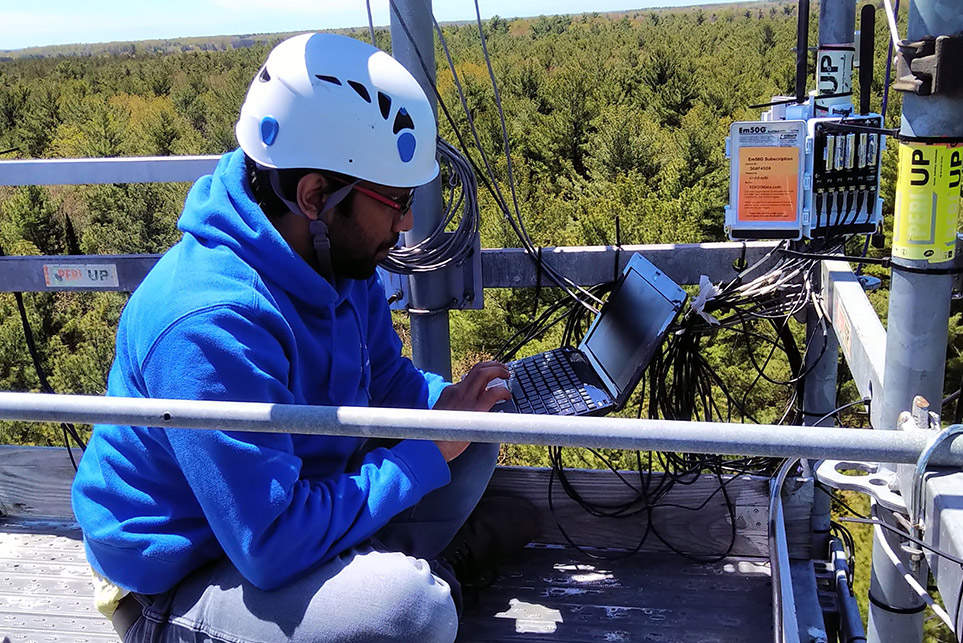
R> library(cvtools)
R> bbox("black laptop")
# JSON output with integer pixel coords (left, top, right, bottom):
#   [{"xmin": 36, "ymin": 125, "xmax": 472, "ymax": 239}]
[{"xmin": 493, "ymin": 253, "xmax": 687, "ymax": 416}]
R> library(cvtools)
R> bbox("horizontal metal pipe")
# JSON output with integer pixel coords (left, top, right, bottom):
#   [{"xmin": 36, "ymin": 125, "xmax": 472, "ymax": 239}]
[
  {"xmin": 2, "ymin": 392, "xmax": 962, "ymax": 466},
  {"xmin": 480, "ymin": 242, "xmax": 778, "ymax": 289},
  {"xmin": 0, "ymin": 156, "xmax": 221, "ymax": 186},
  {"xmin": 0, "ymin": 243, "xmax": 779, "ymax": 293}
]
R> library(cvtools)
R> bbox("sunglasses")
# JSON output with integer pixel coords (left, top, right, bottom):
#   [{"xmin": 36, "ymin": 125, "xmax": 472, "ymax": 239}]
[{"xmin": 328, "ymin": 175, "xmax": 415, "ymax": 216}]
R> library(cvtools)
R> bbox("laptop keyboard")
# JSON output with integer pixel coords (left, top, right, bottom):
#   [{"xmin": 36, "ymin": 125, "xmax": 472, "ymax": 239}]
[{"xmin": 509, "ymin": 348, "xmax": 600, "ymax": 415}]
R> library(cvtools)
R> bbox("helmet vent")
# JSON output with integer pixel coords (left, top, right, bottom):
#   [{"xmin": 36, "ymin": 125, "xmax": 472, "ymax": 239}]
[
  {"xmin": 377, "ymin": 91, "xmax": 392, "ymax": 120},
  {"xmin": 397, "ymin": 132, "xmax": 416, "ymax": 163},
  {"xmin": 258, "ymin": 67, "xmax": 271, "ymax": 82},
  {"xmin": 260, "ymin": 117, "xmax": 279, "ymax": 146},
  {"xmin": 315, "ymin": 74, "xmax": 342, "ymax": 86},
  {"xmin": 393, "ymin": 108, "xmax": 414, "ymax": 134},
  {"xmin": 348, "ymin": 81, "xmax": 371, "ymax": 103}
]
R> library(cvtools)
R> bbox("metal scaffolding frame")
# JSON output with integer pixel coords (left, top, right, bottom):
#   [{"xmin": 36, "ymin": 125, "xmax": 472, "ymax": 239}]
[{"xmin": 1, "ymin": 0, "xmax": 962, "ymax": 640}]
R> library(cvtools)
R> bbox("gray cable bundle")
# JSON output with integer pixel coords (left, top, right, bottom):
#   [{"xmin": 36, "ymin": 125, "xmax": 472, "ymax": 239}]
[{"xmin": 382, "ymin": 137, "xmax": 479, "ymax": 274}]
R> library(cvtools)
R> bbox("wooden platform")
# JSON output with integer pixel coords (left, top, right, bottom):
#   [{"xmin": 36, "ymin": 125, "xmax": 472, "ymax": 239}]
[
  {"xmin": 0, "ymin": 446, "xmax": 800, "ymax": 642},
  {"xmin": 459, "ymin": 546, "xmax": 772, "ymax": 642},
  {"xmin": 0, "ymin": 522, "xmax": 773, "ymax": 643}
]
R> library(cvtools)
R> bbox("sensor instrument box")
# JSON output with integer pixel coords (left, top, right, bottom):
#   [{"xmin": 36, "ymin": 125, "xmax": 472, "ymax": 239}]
[
  {"xmin": 725, "ymin": 120, "xmax": 808, "ymax": 240},
  {"xmin": 725, "ymin": 115, "xmax": 885, "ymax": 240}
]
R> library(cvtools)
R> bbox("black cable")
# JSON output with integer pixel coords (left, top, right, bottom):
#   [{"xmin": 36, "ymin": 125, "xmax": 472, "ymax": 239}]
[
  {"xmin": 778, "ymin": 247, "xmax": 891, "ymax": 265},
  {"xmin": 394, "ymin": 10, "xmax": 889, "ymax": 564},
  {"xmin": 779, "ymin": 248, "xmax": 963, "ymax": 275},
  {"xmin": 388, "ymin": 0, "xmax": 602, "ymax": 313},
  {"xmin": 817, "ymin": 482, "xmax": 869, "ymax": 519},
  {"xmin": 794, "ymin": 0, "xmax": 810, "ymax": 104},
  {"xmin": 810, "ymin": 397, "xmax": 871, "ymax": 428},
  {"xmin": 839, "ymin": 517, "xmax": 963, "ymax": 567},
  {"xmin": 748, "ymin": 90, "xmax": 852, "ymax": 110},
  {"xmin": 821, "ymin": 121, "xmax": 899, "ymax": 137},
  {"xmin": 831, "ymin": 522, "xmax": 858, "ymax": 591},
  {"xmin": 0, "ymin": 243, "xmax": 86, "ymax": 470},
  {"xmin": 547, "ymin": 445, "xmax": 743, "ymax": 563}
]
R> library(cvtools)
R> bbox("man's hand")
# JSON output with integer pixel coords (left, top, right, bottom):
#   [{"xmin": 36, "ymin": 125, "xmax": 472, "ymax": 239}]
[{"xmin": 432, "ymin": 360, "xmax": 512, "ymax": 462}]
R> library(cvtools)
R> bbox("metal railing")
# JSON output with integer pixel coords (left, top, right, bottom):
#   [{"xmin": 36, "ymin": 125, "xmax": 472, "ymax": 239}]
[{"xmin": 2, "ymin": 392, "xmax": 962, "ymax": 466}]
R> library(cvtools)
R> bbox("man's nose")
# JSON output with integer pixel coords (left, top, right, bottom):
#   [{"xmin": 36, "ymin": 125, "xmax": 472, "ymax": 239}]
[{"xmin": 394, "ymin": 208, "xmax": 414, "ymax": 233}]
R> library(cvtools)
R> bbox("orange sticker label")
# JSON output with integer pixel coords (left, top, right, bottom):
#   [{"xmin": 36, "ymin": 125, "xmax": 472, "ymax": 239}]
[{"xmin": 737, "ymin": 147, "xmax": 800, "ymax": 222}]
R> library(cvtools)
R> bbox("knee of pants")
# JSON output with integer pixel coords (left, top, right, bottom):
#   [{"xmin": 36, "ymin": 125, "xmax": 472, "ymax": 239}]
[
  {"xmin": 341, "ymin": 552, "xmax": 459, "ymax": 643},
  {"xmin": 458, "ymin": 441, "xmax": 499, "ymax": 476}
]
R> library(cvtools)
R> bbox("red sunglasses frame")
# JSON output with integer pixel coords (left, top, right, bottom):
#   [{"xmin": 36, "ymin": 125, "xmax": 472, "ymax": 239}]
[{"xmin": 328, "ymin": 176, "xmax": 414, "ymax": 216}]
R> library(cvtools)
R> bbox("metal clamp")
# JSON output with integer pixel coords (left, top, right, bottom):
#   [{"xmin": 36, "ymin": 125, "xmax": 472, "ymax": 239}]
[
  {"xmin": 910, "ymin": 423, "xmax": 963, "ymax": 533},
  {"xmin": 815, "ymin": 459, "xmax": 906, "ymax": 512},
  {"xmin": 893, "ymin": 35, "xmax": 963, "ymax": 97}
]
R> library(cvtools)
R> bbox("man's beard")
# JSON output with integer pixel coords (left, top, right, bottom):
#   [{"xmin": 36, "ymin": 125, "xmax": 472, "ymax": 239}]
[{"xmin": 330, "ymin": 234, "xmax": 400, "ymax": 280}]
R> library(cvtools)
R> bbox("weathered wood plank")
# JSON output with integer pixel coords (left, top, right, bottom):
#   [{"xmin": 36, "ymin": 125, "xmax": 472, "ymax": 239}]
[
  {"xmin": 486, "ymin": 467, "xmax": 812, "ymax": 559},
  {"xmin": 0, "ymin": 446, "xmax": 81, "ymax": 521},
  {"xmin": 0, "ymin": 446, "xmax": 812, "ymax": 560},
  {"xmin": 457, "ymin": 547, "xmax": 772, "ymax": 642}
]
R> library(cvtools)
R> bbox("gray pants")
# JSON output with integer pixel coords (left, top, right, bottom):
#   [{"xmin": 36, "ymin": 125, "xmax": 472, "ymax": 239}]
[{"xmin": 122, "ymin": 442, "xmax": 499, "ymax": 643}]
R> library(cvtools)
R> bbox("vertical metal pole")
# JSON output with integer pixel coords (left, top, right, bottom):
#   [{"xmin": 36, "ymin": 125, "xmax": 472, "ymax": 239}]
[
  {"xmin": 389, "ymin": 0, "xmax": 453, "ymax": 380},
  {"xmin": 871, "ymin": 1, "xmax": 963, "ymax": 641},
  {"xmin": 806, "ymin": 0, "xmax": 854, "ymax": 566},
  {"xmin": 815, "ymin": 0, "xmax": 857, "ymax": 116},
  {"xmin": 879, "ymin": 1, "xmax": 963, "ymax": 434},
  {"xmin": 802, "ymin": 307, "xmax": 839, "ymax": 558}
]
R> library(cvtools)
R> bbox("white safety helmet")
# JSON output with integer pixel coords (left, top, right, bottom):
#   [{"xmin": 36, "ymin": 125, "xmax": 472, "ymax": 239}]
[{"xmin": 236, "ymin": 33, "xmax": 439, "ymax": 188}]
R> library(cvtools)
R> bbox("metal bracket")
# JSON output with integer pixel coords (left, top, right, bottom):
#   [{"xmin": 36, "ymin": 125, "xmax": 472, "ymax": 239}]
[
  {"xmin": 910, "ymin": 423, "xmax": 963, "ymax": 533},
  {"xmin": 815, "ymin": 459, "xmax": 906, "ymax": 512},
  {"xmin": 893, "ymin": 34, "xmax": 963, "ymax": 97}
]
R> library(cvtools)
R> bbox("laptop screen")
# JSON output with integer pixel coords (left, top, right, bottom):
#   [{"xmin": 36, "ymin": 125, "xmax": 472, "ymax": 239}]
[{"xmin": 580, "ymin": 264, "xmax": 682, "ymax": 399}]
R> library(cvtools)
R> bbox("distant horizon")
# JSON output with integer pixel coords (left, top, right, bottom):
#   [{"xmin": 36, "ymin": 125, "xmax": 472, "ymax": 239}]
[{"xmin": 3, "ymin": 0, "xmax": 766, "ymax": 52}]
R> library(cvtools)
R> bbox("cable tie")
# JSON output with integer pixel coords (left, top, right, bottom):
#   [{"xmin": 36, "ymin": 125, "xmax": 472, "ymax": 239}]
[
  {"xmin": 690, "ymin": 275, "xmax": 721, "ymax": 326},
  {"xmin": 868, "ymin": 592, "xmax": 926, "ymax": 614}
]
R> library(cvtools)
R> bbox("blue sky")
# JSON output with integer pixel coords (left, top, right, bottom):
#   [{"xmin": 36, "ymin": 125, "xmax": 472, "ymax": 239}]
[{"xmin": 1, "ymin": 0, "xmax": 751, "ymax": 51}]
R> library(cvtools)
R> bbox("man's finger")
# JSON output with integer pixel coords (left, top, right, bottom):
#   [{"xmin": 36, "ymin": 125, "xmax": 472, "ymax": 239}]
[
  {"xmin": 461, "ymin": 364, "xmax": 510, "ymax": 397},
  {"xmin": 464, "ymin": 362, "xmax": 510, "ymax": 383},
  {"xmin": 469, "ymin": 360, "xmax": 507, "ymax": 372},
  {"xmin": 478, "ymin": 384, "xmax": 513, "ymax": 411}
]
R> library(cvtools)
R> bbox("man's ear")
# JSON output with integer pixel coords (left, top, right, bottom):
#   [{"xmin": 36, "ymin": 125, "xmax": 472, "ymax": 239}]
[{"xmin": 296, "ymin": 173, "xmax": 328, "ymax": 222}]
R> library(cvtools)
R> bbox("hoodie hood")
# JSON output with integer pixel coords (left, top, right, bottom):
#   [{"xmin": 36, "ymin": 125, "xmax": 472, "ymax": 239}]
[{"xmin": 178, "ymin": 149, "xmax": 342, "ymax": 308}]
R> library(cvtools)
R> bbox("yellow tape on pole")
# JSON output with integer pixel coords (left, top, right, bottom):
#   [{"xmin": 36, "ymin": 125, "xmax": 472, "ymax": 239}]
[{"xmin": 892, "ymin": 141, "xmax": 963, "ymax": 263}]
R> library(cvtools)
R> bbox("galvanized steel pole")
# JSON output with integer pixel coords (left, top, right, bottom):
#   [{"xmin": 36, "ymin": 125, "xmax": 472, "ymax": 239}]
[
  {"xmin": 878, "ymin": 3, "xmax": 963, "ymax": 433},
  {"xmin": 871, "ymin": 1, "xmax": 963, "ymax": 641},
  {"xmin": 3, "ymin": 392, "xmax": 963, "ymax": 465},
  {"xmin": 815, "ymin": 0, "xmax": 857, "ymax": 116},
  {"xmin": 389, "ymin": 0, "xmax": 453, "ymax": 380},
  {"xmin": 807, "ymin": 0, "xmax": 854, "ymax": 561}
]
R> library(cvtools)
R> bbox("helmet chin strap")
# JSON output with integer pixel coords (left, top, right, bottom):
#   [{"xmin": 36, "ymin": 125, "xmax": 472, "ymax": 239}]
[{"xmin": 265, "ymin": 167, "xmax": 358, "ymax": 282}]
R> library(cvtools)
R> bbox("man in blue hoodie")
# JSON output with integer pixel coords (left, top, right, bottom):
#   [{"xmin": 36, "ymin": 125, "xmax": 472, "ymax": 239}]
[{"xmin": 71, "ymin": 33, "xmax": 528, "ymax": 643}]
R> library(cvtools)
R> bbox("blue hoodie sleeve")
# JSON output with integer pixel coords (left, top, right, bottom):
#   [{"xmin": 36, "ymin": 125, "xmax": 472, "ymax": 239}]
[
  {"xmin": 365, "ymin": 275, "xmax": 450, "ymax": 409},
  {"xmin": 140, "ymin": 304, "xmax": 451, "ymax": 590}
]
